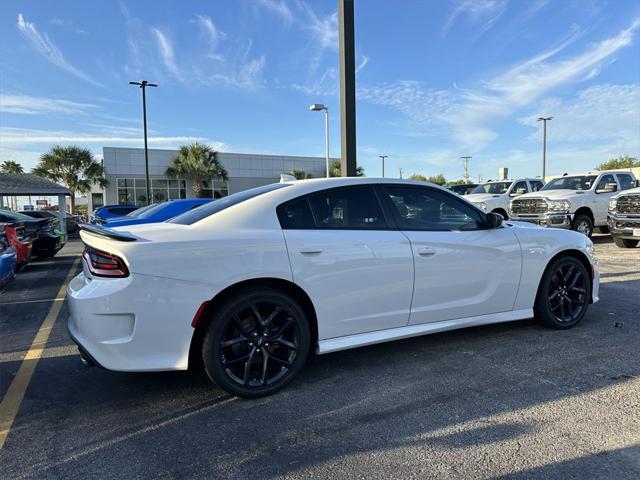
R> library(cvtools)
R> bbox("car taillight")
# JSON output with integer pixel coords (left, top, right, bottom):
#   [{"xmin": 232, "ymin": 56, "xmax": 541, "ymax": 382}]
[{"xmin": 83, "ymin": 245, "xmax": 129, "ymax": 278}]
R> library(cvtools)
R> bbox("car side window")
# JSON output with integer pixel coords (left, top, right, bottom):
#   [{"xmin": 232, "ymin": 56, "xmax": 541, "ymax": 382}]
[
  {"xmin": 530, "ymin": 180, "xmax": 544, "ymax": 192},
  {"xmin": 617, "ymin": 174, "xmax": 635, "ymax": 190},
  {"xmin": 510, "ymin": 181, "xmax": 528, "ymax": 196},
  {"xmin": 595, "ymin": 174, "xmax": 616, "ymax": 193},
  {"xmin": 384, "ymin": 186, "xmax": 485, "ymax": 231},
  {"xmin": 278, "ymin": 186, "xmax": 387, "ymax": 230}
]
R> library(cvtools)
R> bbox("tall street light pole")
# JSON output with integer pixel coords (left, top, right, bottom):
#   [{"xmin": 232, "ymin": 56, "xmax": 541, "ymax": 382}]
[
  {"xmin": 379, "ymin": 155, "xmax": 388, "ymax": 178},
  {"xmin": 309, "ymin": 104, "xmax": 330, "ymax": 178},
  {"xmin": 130, "ymin": 80, "xmax": 157, "ymax": 204},
  {"xmin": 537, "ymin": 117, "xmax": 552, "ymax": 180}
]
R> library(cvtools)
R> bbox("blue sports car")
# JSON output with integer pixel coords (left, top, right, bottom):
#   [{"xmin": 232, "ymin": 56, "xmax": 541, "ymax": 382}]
[
  {"xmin": 0, "ymin": 225, "xmax": 17, "ymax": 285},
  {"xmin": 101, "ymin": 199, "xmax": 213, "ymax": 227}
]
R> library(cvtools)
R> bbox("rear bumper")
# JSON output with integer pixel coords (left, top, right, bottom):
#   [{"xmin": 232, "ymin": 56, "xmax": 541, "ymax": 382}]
[
  {"xmin": 66, "ymin": 271, "xmax": 213, "ymax": 372},
  {"xmin": 509, "ymin": 213, "xmax": 573, "ymax": 229},
  {"xmin": 607, "ymin": 214, "xmax": 640, "ymax": 240}
]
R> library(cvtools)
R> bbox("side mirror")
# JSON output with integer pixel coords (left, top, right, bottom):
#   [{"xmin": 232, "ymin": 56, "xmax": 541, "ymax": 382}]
[
  {"xmin": 486, "ymin": 212, "xmax": 503, "ymax": 229},
  {"xmin": 510, "ymin": 188, "xmax": 527, "ymax": 197},
  {"xmin": 597, "ymin": 182, "xmax": 617, "ymax": 194}
]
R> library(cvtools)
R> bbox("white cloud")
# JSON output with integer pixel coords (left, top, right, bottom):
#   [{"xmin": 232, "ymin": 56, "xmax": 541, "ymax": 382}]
[
  {"xmin": 16, "ymin": 14, "xmax": 103, "ymax": 87},
  {"xmin": 196, "ymin": 14, "xmax": 224, "ymax": 56},
  {"xmin": 151, "ymin": 28, "xmax": 181, "ymax": 80},
  {"xmin": 256, "ymin": 0, "xmax": 294, "ymax": 27},
  {"xmin": 0, "ymin": 94, "xmax": 96, "ymax": 115},
  {"xmin": 442, "ymin": 0, "xmax": 508, "ymax": 37}
]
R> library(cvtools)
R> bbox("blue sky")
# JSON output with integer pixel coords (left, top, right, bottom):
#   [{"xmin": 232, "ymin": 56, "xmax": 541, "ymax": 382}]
[{"xmin": 1, "ymin": 0, "xmax": 639, "ymax": 182}]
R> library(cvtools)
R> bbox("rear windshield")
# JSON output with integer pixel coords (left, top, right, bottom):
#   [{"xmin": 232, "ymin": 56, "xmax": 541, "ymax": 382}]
[{"xmin": 169, "ymin": 183, "xmax": 288, "ymax": 225}]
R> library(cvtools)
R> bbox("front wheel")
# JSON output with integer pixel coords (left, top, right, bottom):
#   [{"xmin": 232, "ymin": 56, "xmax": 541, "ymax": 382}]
[
  {"xmin": 571, "ymin": 214, "xmax": 593, "ymax": 237},
  {"xmin": 201, "ymin": 288, "xmax": 311, "ymax": 398},
  {"xmin": 613, "ymin": 237, "xmax": 639, "ymax": 248},
  {"xmin": 534, "ymin": 256, "xmax": 591, "ymax": 329}
]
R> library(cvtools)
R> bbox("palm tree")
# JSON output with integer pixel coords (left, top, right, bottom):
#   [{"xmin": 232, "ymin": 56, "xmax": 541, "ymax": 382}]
[
  {"xmin": 288, "ymin": 169, "xmax": 312, "ymax": 180},
  {"xmin": 328, "ymin": 159, "xmax": 365, "ymax": 177},
  {"xmin": 32, "ymin": 145, "xmax": 107, "ymax": 213},
  {"xmin": 0, "ymin": 160, "xmax": 25, "ymax": 174},
  {"xmin": 166, "ymin": 143, "xmax": 228, "ymax": 198}
]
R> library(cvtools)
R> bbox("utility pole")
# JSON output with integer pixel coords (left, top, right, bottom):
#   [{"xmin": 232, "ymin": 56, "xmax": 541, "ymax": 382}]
[
  {"xmin": 130, "ymin": 80, "xmax": 158, "ymax": 205},
  {"xmin": 398, "ymin": 167, "xmax": 404, "ymax": 179},
  {"xmin": 338, "ymin": 0, "xmax": 357, "ymax": 176},
  {"xmin": 461, "ymin": 156, "xmax": 472, "ymax": 184},
  {"xmin": 379, "ymin": 155, "xmax": 388, "ymax": 178},
  {"xmin": 537, "ymin": 117, "xmax": 552, "ymax": 181}
]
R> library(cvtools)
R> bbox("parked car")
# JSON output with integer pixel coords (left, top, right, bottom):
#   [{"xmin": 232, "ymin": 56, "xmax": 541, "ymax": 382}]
[
  {"xmin": 90, "ymin": 204, "xmax": 139, "ymax": 224},
  {"xmin": 607, "ymin": 186, "xmax": 640, "ymax": 248},
  {"xmin": 20, "ymin": 210, "xmax": 81, "ymax": 235},
  {"xmin": 0, "ymin": 210, "xmax": 66, "ymax": 257},
  {"xmin": 0, "ymin": 225, "xmax": 18, "ymax": 285},
  {"xmin": 93, "ymin": 203, "xmax": 158, "ymax": 225},
  {"xmin": 1, "ymin": 222, "xmax": 33, "ymax": 270},
  {"xmin": 465, "ymin": 178, "xmax": 544, "ymax": 219},
  {"xmin": 99, "ymin": 199, "xmax": 212, "ymax": 227},
  {"xmin": 448, "ymin": 183, "xmax": 478, "ymax": 195},
  {"xmin": 510, "ymin": 170, "xmax": 638, "ymax": 237},
  {"xmin": 68, "ymin": 178, "xmax": 599, "ymax": 399}
]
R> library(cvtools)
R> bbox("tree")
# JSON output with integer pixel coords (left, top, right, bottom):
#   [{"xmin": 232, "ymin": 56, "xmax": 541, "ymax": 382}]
[
  {"xmin": 166, "ymin": 143, "xmax": 228, "ymax": 198},
  {"xmin": 445, "ymin": 179, "xmax": 466, "ymax": 186},
  {"xmin": 596, "ymin": 155, "xmax": 640, "ymax": 171},
  {"xmin": 328, "ymin": 159, "xmax": 365, "ymax": 177},
  {"xmin": 32, "ymin": 145, "xmax": 107, "ymax": 213},
  {"xmin": 427, "ymin": 174, "xmax": 447, "ymax": 185},
  {"xmin": 408, "ymin": 173, "xmax": 427, "ymax": 181},
  {"xmin": 288, "ymin": 169, "xmax": 312, "ymax": 180},
  {"xmin": 0, "ymin": 160, "xmax": 24, "ymax": 174}
]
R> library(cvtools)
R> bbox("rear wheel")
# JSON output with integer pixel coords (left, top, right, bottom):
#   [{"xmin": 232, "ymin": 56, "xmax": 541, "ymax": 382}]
[
  {"xmin": 571, "ymin": 214, "xmax": 593, "ymax": 237},
  {"xmin": 613, "ymin": 237, "xmax": 639, "ymax": 248},
  {"xmin": 534, "ymin": 256, "xmax": 591, "ymax": 329},
  {"xmin": 201, "ymin": 288, "xmax": 311, "ymax": 398}
]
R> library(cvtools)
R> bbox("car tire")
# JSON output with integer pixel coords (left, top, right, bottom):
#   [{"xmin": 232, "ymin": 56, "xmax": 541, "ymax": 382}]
[
  {"xmin": 201, "ymin": 287, "xmax": 311, "ymax": 398},
  {"xmin": 492, "ymin": 209, "xmax": 509, "ymax": 220},
  {"xmin": 534, "ymin": 255, "xmax": 591, "ymax": 329},
  {"xmin": 571, "ymin": 214, "xmax": 593, "ymax": 237},
  {"xmin": 613, "ymin": 237, "xmax": 639, "ymax": 248}
]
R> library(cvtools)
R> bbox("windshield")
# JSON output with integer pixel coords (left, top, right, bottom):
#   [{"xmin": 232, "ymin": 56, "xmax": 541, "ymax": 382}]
[
  {"xmin": 542, "ymin": 175, "xmax": 598, "ymax": 191},
  {"xmin": 126, "ymin": 204, "xmax": 157, "ymax": 217},
  {"xmin": 471, "ymin": 182, "xmax": 512, "ymax": 195},
  {"xmin": 170, "ymin": 183, "xmax": 289, "ymax": 225},
  {"xmin": 134, "ymin": 203, "xmax": 169, "ymax": 219}
]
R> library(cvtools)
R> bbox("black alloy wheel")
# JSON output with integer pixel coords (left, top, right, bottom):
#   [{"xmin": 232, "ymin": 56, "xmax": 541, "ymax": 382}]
[
  {"xmin": 535, "ymin": 256, "xmax": 591, "ymax": 329},
  {"xmin": 202, "ymin": 288, "xmax": 310, "ymax": 398}
]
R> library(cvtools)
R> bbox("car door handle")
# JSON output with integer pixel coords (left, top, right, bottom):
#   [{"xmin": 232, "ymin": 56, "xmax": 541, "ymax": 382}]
[
  {"xmin": 299, "ymin": 248, "xmax": 323, "ymax": 255},
  {"xmin": 416, "ymin": 247, "xmax": 435, "ymax": 257}
]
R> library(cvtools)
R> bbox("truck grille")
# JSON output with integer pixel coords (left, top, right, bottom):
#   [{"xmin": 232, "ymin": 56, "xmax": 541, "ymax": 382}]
[
  {"xmin": 617, "ymin": 195, "xmax": 640, "ymax": 214},
  {"xmin": 511, "ymin": 198, "xmax": 548, "ymax": 215}
]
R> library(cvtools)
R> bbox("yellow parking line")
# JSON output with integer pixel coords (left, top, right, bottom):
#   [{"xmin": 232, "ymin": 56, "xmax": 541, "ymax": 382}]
[{"xmin": 0, "ymin": 257, "xmax": 80, "ymax": 450}]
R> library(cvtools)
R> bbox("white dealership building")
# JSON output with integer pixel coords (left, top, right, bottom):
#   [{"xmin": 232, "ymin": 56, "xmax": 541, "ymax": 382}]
[{"xmin": 89, "ymin": 147, "xmax": 327, "ymax": 211}]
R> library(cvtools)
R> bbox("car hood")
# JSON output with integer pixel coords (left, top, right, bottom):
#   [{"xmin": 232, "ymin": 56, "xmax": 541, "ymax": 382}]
[
  {"xmin": 465, "ymin": 193, "xmax": 503, "ymax": 203},
  {"xmin": 516, "ymin": 189, "xmax": 589, "ymax": 200},
  {"xmin": 613, "ymin": 186, "xmax": 640, "ymax": 198}
]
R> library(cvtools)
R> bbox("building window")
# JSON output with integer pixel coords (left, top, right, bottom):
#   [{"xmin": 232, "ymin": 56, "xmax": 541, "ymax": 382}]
[
  {"xmin": 91, "ymin": 193, "xmax": 104, "ymax": 209},
  {"xmin": 117, "ymin": 178, "xmax": 186, "ymax": 206},
  {"xmin": 201, "ymin": 178, "xmax": 229, "ymax": 199}
]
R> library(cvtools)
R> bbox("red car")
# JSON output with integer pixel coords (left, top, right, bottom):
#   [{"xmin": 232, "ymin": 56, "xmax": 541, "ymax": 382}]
[{"xmin": 1, "ymin": 222, "xmax": 33, "ymax": 270}]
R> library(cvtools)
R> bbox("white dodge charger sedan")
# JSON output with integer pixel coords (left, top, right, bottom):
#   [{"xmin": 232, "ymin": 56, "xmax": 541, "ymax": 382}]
[{"xmin": 68, "ymin": 178, "xmax": 600, "ymax": 398}]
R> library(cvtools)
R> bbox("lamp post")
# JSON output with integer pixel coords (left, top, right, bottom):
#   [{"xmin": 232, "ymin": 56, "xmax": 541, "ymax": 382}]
[
  {"xmin": 537, "ymin": 116, "xmax": 552, "ymax": 181},
  {"xmin": 460, "ymin": 156, "xmax": 472, "ymax": 184},
  {"xmin": 130, "ymin": 80, "xmax": 158, "ymax": 204},
  {"xmin": 379, "ymin": 155, "xmax": 388, "ymax": 178},
  {"xmin": 309, "ymin": 104, "xmax": 330, "ymax": 178}
]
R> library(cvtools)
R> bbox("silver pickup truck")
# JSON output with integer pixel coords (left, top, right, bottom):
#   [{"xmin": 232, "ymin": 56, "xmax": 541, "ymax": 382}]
[
  {"xmin": 608, "ymin": 186, "xmax": 640, "ymax": 248},
  {"xmin": 509, "ymin": 170, "xmax": 638, "ymax": 237}
]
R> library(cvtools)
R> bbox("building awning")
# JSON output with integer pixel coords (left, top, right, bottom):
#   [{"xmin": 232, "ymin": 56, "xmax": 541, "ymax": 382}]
[{"xmin": 0, "ymin": 173, "xmax": 72, "ymax": 196}]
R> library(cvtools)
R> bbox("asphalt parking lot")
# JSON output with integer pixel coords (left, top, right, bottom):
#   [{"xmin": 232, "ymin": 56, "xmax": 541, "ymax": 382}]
[{"xmin": 0, "ymin": 236, "xmax": 638, "ymax": 479}]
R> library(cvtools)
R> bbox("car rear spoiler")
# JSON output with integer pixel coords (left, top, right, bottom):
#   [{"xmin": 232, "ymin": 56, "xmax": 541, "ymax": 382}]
[{"xmin": 79, "ymin": 223, "xmax": 138, "ymax": 242}]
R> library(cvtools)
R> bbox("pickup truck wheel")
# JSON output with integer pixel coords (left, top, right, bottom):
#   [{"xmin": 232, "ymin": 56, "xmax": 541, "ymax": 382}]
[
  {"xmin": 535, "ymin": 256, "xmax": 591, "ymax": 329},
  {"xmin": 571, "ymin": 214, "xmax": 593, "ymax": 237},
  {"xmin": 201, "ymin": 287, "xmax": 311, "ymax": 398},
  {"xmin": 613, "ymin": 237, "xmax": 639, "ymax": 248}
]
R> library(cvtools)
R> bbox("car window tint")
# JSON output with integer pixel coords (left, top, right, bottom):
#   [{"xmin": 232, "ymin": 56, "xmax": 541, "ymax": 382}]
[
  {"xmin": 307, "ymin": 187, "xmax": 387, "ymax": 230},
  {"xmin": 277, "ymin": 198, "xmax": 315, "ymax": 229},
  {"xmin": 530, "ymin": 181, "xmax": 544, "ymax": 192},
  {"xmin": 595, "ymin": 174, "xmax": 615, "ymax": 191},
  {"xmin": 617, "ymin": 174, "xmax": 635, "ymax": 190},
  {"xmin": 109, "ymin": 207, "xmax": 136, "ymax": 215},
  {"xmin": 511, "ymin": 181, "xmax": 528, "ymax": 195},
  {"xmin": 385, "ymin": 186, "xmax": 484, "ymax": 231}
]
